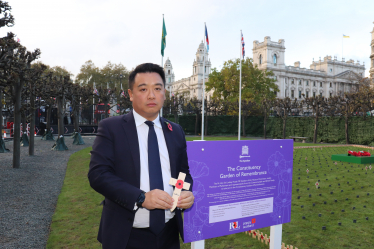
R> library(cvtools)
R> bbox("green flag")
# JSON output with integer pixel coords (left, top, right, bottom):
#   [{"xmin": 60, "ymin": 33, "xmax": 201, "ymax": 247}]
[{"xmin": 161, "ymin": 17, "xmax": 167, "ymax": 56}]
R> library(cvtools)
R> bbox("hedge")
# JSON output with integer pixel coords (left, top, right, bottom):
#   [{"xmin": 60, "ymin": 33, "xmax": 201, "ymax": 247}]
[{"xmin": 171, "ymin": 115, "xmax": 374, "ymax": 145}]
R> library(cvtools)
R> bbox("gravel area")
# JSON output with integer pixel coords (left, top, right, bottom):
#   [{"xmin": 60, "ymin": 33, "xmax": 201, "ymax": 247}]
[{"xmin": 0, "ymin": 136, "xmax": 95, "ymax": 249}]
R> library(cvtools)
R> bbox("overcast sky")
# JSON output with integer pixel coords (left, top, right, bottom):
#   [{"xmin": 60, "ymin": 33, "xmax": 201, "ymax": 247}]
[{"xmin": 1, "ymin": 0, "xmax": 373, "ymax": 81}]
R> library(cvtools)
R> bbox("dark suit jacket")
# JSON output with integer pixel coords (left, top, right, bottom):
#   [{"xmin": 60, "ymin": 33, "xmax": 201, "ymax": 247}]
[{"xmin": 88, "ymin": 110, "xmax": 193, "ymax": 249}]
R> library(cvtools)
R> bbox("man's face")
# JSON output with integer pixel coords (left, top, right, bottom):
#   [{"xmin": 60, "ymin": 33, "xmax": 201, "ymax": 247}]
[{"xmin": 128, "ymin": 72, "xmax": 166, "ymax": 121}]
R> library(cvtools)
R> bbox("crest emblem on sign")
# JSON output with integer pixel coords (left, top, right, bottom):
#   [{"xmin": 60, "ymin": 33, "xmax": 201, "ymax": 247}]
[
  {"xmin": 242, "ymin": 146, "xmax": 248, "ymax": 155},
  {"xmin": 240, "ymin": 146, "xmax": 250, "ymax": 158}
]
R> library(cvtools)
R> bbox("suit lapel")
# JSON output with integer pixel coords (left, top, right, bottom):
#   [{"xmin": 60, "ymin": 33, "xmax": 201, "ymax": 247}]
[
  {"xmin": 160, "ymin": 117, "xmax": 177, "ymax": 178},
  {"xmin": 122, "ymin": 111, "xmax": 141, "ymax": 188}
]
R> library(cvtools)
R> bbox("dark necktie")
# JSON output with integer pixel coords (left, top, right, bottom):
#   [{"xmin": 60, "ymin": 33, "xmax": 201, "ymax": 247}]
[{"xmin": 144, "ymin": 121, "xmax": 165, "ymax": 235}]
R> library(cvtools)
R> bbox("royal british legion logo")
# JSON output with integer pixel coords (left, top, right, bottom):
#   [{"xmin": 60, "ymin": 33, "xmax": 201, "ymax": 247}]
[{"xmin": 229, "ymin": 221, "xmax": 240, "ymax": 230}]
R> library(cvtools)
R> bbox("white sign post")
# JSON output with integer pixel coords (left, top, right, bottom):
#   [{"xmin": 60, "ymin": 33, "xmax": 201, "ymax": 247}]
[
  {"xmin": 191, "ymin": 240, "xmax": 205, "ymax": 249},
  {"xmin": 270, "ymin": 224, "xmax": 283, "ymax": 249}
]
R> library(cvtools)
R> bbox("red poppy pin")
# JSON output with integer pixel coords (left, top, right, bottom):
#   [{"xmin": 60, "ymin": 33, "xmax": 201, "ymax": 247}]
[{"xmin": 165, "ymin": 121, "xmax": 173, "ymax": 131}]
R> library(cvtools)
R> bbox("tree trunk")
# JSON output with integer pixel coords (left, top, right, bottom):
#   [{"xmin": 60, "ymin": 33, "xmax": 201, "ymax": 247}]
[
  {"xmin": 74, "ymin": 108, "xmax": 79, "ymax": 132},
  {"xmin": 263, "ymin": 109, "xmax": 267, "ymax": 139},
  {"xmin": 195, "ymin": 114, "xmax": 199, "ymax": 135},
  {"xmin": 22, "ymin": 112, "xmax": 26, "ymax": 134},
  {"xmin": 313, "ymin": 115, "xmax": 318, "ymax": 144},
  {"xmin": 29, "ymin": 83, "xmax": 35, "ymax": 156},
  {"xmin": 242, "ymin": 115, "xmax": 246, "ymax": 137},
  {"xmin": 283, "ymin": 117, "xmax": 287, "ymax": 139},
  {"xmin": 345, "ymin": 116, "xmax": 349, "ymax": 144},
  {"xmin": 46, "ymin": 105, "xmax": 51, "ymax": 131},
  {"xmin": 0, "ymin": 87, "xmax": 3, "ymax": 138},
  {"xmin": 57, "ymin": 96, "xmax": 64, "ymax": 137},
  {"xmin": 13, "ymin": 82, "xmax": 22, "ymax": 168},
  {"xmin": 104, "ymin": 101, "xmax": 109, "ymax": 119}
]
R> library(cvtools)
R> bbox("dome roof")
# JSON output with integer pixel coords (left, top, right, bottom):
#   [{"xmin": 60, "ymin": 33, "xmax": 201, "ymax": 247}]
[
  {"xmin": 164, "ymin": 57, "xmax": 172, "ymax": 67},
  {"xmin": 198, "ymin": 41, "xmax": 205, "ymax": 51}
]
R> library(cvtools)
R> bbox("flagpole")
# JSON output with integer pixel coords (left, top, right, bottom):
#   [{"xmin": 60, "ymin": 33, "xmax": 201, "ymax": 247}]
[
  {"xmin": 342, "ymin": 35, "xmax": 343, "ymax": 60},
  {"xmin": 160, "ymin": 14, "xmax": 164, "ymax": 118},
  {"xmin": 238, "ymin": 30, "xmax": 242, "ymax": 141},
  {"xmin": 160, "ymin": 55, "xmax": 163, "ymax": 118},
  {"xmin": 93, "ymin": 82, "xmax": 95, "ymax": 124},
  {"xmin": 201, "ymin": 22, "xmax": 206, "ymax": 141}
]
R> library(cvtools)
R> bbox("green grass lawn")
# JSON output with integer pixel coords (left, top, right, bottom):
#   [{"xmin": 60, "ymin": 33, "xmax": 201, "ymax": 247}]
[
  {"xmin": 47, "ymin": 139, "xmax": 374, "ymax": 248},
  {"xmin": 46, "ymin": 148, "xmax": 103, "ymax": 248}
]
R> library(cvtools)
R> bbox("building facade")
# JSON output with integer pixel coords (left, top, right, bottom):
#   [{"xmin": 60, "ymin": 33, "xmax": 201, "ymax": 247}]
[
  {"xmin": 252, "ymin": 36, "xmax": 366, "ymax": 99},
  {"xmin": 164, "ymin": 41, "xmax": 212, "ymax": 100},
  {"xmin": 167, "ymin": 25, "xmax": 373, "ymax": 101}
]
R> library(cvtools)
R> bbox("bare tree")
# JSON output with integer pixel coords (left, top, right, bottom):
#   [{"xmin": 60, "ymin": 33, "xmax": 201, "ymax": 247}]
[
  {"xmin": 273, "ymin": 97, "xmax": 300, "ymax": 139},
  {"xmin": 302, "ymin": 95, "xmax": 327, "ymax": 143},
  {"xmin": 260, "ymin": 97, "xmax": 275, "ymax": 139},
  {"xmin": 338, "ymin": 93, "xmax": 361, "ymax": 144},
  {"xmin": 240, "ymin": 100, "xmax": 257, "ymax": 137},
  {"xmin": 3, "ymin": 40, "xmax": 40, "ymax": 167}
]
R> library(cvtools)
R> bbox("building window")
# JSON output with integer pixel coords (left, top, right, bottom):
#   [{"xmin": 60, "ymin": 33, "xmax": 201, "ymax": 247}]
[
  {"xmin": 273, "ymin": 54, "xmax": 277, "ymax": 64},
  {"xmin": 194, "ymin": 67, "xmax": 196, "ymax": 73},
  {"xmin": 291, "ymin": 90, "xmax": 294, "ymax": 98},
  {"xmin": 299, "ymin": 80, "xmax": 301, "ymax": 85},
  {"xmin": 274, "ymin": 76, "xmax": 277, "ymax": 81},
  {"xmin": 274, "ymin": 91, "xmax": 277, "ymax": 97},
  {"xmin": 306, "ymin": 81, "xmax": 309, "ymax": 86},
  {"xmin": 205, "ymin": 66, "xmax": 207, "ymax": 73},
  {"xmin": 330, "ymin": 68, "xmax": 332, "ymax": 72},
  {"xmin": 259, "ymin": 54, "xmax": 262, "ymax": 65},
  {"xmin": 285, "ymin": 90, "xmax": 287, "ymax": 97},
  {"xmin": 299, "ymin": 91, "xmax": 301, "ymax": 98},
  {"xmin": 291, "ymin": 79, "xmax": 294, "ymax": 84},
  {"xmin": 306, "ymin": 91, "xmax": 309, "ymax": 98},
  {"xmin": 330, "ymin": 82, "xmax": 332, "ymax": 87},
  {"xmin": 168, "ymin": 78, "xmax": 171, "ymax": 83},
  {"xmin": 320, "ymin": 82, "xmax": 322, "ymax": 87},
  {"xmin": 329, "ymin": 92, "xmax": 332, "ymax": 97},
  {"xmin": 313, "ymin": 92, "xmax": 316, "ymax": 97},
  {"xmin": 313, "ymin": 81, "xmax": 316, "ymax": 87},
  {"xmin": 320, "ymin": 92, "xmax": 322, "ymax": 97}
]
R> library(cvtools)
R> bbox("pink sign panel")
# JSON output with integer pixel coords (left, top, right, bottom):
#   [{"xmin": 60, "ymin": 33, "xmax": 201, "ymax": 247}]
[{"xmin": 184, "ymin": 139, "xmax": 293, "ymax": 242}]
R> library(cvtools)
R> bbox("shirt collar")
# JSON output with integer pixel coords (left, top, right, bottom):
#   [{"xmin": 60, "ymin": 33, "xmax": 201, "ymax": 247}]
[{"xmin": 132, "ymin": 109, "xmax": 162, "ymax": 129}]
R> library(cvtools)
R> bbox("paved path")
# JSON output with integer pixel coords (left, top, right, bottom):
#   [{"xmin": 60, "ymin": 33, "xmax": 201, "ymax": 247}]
[{"xmin": 0, "ymin": 136, "xmax": 95, "ymax": 249}]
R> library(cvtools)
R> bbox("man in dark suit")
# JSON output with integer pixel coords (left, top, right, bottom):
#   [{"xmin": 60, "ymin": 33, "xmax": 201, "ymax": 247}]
[{"xmin": 88, "ymin": 63, "xmax": 194, "ymax": 249}]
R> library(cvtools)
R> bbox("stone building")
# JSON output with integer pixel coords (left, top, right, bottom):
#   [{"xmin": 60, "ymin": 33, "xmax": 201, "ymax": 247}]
[
  {"xmin": 167, "ymin": 25, "xmax": 373, "ymax": 101},
  {"xmin": 164, "ymin": 41, "xmax": 212, "ymax": 100},
  {"xmin": 252, "ymin": 36, "xmax": 366, "ymax": 99}
]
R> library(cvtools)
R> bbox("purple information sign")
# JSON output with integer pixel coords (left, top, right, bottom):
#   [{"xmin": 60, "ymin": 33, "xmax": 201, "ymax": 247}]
[{"xmin": 183, "ymin": 139, "xmax": 293, "ymax": 243}]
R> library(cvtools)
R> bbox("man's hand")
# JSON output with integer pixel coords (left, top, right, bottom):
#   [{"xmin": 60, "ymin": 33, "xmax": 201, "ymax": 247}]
[
  {"xmin": 142, "ymin": 189, "xmax": 173, "ymax": 210},
  {"xmin": 177, "ymin": 191, "xmax": 194, "ymax": 209}
]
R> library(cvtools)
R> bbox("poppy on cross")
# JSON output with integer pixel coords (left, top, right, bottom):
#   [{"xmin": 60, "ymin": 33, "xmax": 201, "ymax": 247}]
[{"xmin": 169, "ymin": 172, "xmax": 191, "ymax": 211}]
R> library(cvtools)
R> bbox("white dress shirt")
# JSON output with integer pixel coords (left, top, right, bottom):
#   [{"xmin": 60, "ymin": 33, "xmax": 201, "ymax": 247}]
[{"xmin": 132, "ymin": 109, "xmax": 175, "ymax": 228}]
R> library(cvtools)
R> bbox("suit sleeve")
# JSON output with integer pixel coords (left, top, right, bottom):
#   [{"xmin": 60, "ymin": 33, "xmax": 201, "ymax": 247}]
[
  {"xmin": 178, "ymin": 124, "xmax": 193, "ymax": 190},
  {"xmin": 88, "ymin": 119, "xmax": 141, "ymax": 212}
]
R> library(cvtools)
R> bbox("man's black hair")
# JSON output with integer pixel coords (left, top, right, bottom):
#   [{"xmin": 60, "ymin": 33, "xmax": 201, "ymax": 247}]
[{"xmin": 128, "ymin": 63, "xmax": 165, "ymax": 90}]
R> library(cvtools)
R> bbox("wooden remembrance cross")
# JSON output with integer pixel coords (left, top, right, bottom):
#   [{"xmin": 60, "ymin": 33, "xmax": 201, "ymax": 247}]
[{"xmin": 169, "ymin": 172, "xmax": 191, "ymax": 212}]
